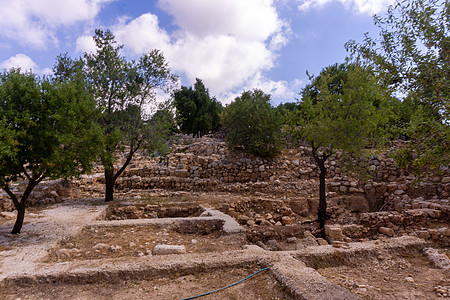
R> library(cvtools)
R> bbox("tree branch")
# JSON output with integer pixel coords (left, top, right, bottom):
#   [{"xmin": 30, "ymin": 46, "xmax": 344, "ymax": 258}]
[{"xmin": 2, "ymin": 184, "xmax": 20, "ymax": 210}]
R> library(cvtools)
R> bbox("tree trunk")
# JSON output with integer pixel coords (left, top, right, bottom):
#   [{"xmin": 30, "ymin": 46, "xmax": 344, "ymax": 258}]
[
  {"xmin": 105, "ymin": 166, "xmax": 115, "ymax": 202},
  {"xmin": 317, "ymin": 162, "xmax": 327, "ymax": 237},
  {"xmin": 11, "ymin": 201, "xmax": 26, "ymax": 234}
]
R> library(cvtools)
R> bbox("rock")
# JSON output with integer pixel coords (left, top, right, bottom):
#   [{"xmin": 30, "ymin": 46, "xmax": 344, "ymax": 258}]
[
  {"xmin": 152, "ymin": 244, "xmax": 186, "ymax": 255},
  {"xmin": 416, "ymin": 230, "xmax": 430, "ymax": 239},
  {"xmin": 442, "ymin": 177, "xmax": 450, "ymax": 184},
  {"xmin": 379, "ymin": 227, "xmax": 394, "ymax": 237},
  {"xmin": 317, "ymin": 238, "xmax": 328, "ymax": 245},
  {"xmin": 304, "ymin": 230, "xmax": 315, "ymax": 239},
  {"xmin": 325, "ymin": 225, "xmax": 344, "ymax": 240},
  {"xmin": 247, "ymin": 220, "xmax": 256, "ymax": 226},
  {"xmin": 55, "ymin": 249, "xmax": 72, "ymax": 259},
  {"xmin": 93, "ymin": 243, "xmax": 109, "ymax": 250},
  {"xmin": 438, "ymin": 227, "xmax": 450, "ymax": 237},
  {"xmin": 260, "ymin": 220, "xmax": 272, "ymax": 226},
  {"xmin": 424, "ymin": 248, "xmax": 450, "ymax": 270},
  {"xmin": 281, "ymin": 216, "xmax": 294, "ymax": 225},
  {"xmin": 124, "ymin": 206, "xmax": 138, "ymax": 214},
  {"xmin": 295, "ymin": 236, "xmax": 318, "ymax": 248},
  {"xmin": 286, "ymin": 237, "xmax": 297, "ymax": 243},
  {"xmin": 348, "ymin": 196, "xmax": 369, "ymax": 213},
  {"xmin": 0, "ymin": 211, "xmax": 16, "ymax": 219},
  {"xmin": 236, "ymin": 214, "xmax": 250, "ymax": 225},
  {"xmin": 265, "ymin": 239, "xmax": 282, "ymax": 251},
  {"xmin": 109, "ymin": 245, "xmax": 122, "ymax": 252}
]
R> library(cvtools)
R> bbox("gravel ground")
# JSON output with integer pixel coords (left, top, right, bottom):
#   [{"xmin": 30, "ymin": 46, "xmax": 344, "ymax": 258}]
[{"xmin": 0, "ymin": 199, "xmax": 107, "ymax": 280}]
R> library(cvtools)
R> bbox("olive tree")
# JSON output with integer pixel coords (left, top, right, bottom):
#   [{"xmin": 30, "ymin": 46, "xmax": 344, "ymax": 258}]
[
  {"xmin": 222, "ymin": 90, "xmax": 282, "ymax": 158},
  {"xmin": 288, "ymin": 63, "xmax": 389, "ymax": 235},
  {"xmin": 346, "ymin": 0, "xmax": 449, "ymax": 172},
  {"xmin": 56, "ymin": 29, "xmax": 178, "ymax": 202},
  {"xmin": 0, "ymin": 69, "xmax": 101, "ymax": 234}
]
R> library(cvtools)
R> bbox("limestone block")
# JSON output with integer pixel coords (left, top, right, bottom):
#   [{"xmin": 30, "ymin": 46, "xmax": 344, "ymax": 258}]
[
  {"xmin": 325, "ymin": 225, "xmax": 344, "ymax": 240},
  {"xmin": 152, "ymin": 244, "xmax": 186, "ymax": 255},
  {"xmin": 379, "ymin": 227, "xmax": 394, "ymax": 237}
]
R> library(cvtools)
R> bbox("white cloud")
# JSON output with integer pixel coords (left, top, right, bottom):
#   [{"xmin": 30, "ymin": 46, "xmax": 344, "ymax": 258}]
[
  {"xmin": 110, "ymin": 0, "xmax": 291, "ymax": 103},
  {"xmin": 0, "ymin": 54, "xmax": 38, "ymax": 72},
  {"xmin": 75, "ymin": 35, "xmax": 97, "ymax": 54},
  {"xmin": 114, "ymin": 14, "xmax": 171, "ymax": 54},
  {"xmin": 298, "ymin": 0, "xmax": 395, "ymax": 15},
  {"xmin": 0, "ymin": 0, "xmax": 112, "ymax": 49},
  {"xmin": 220, "ymin": 73, "xmax": 304, "ymax": 105}
]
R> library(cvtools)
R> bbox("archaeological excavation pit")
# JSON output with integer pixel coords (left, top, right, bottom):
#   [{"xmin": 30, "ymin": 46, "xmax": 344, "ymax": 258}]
[
  {"xmin": 1, "ymin": 264, "xmax": 291, "ymax": 300},
  {"xmin": 47, "ymin": 202, "xmax": 248, "ymax": 262},
  {"xmin": 47, "ymin": 223, "xmax": 247, "ymax": 262},
  {"xmin": 106, "ymin": 202, "xmax": 204, "ymax": 220}
]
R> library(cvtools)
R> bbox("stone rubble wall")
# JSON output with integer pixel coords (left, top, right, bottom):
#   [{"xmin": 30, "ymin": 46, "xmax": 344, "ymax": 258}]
[
  {"xmin": 1, "ymin": 134, "xmax": 449, "ymax": 216},
  {"xmin": 113, "ymin": 135, "xmax": 449, "ymax": 209}
]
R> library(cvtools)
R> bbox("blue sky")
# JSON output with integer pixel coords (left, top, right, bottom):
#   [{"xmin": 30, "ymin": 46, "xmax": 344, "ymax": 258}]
[{"xmin": 0, "ymin": 0, "xmax": 395, "ymax": 105}]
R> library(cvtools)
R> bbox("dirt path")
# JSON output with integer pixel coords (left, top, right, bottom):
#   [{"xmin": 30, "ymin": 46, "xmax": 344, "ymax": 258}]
[{"xmin": 0, "ymin": 199, "xmax": 107, "ymax": 280}]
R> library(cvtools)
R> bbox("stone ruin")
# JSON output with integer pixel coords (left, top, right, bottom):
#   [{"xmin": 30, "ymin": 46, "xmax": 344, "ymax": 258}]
[{"xmin": 0, "ymin": 134, "xmax": 449, "ymax": 299}]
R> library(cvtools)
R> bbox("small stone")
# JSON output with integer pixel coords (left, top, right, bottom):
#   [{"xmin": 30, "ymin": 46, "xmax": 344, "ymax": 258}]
[
  {"xmin": 275, "ymin": 221, "xmax": 282, "ymax": 226},
  {"xmin": 265, "ymin": 239, "xmax": 282, "ymax": 251},
  {"xmin": 191, "ymin": 239, "xmax": 198, "ymax": 244},
  {"xmin": 129, "ymin": 242, "xmax": 136, "ymax": 248},
  {"xmin": 137, "ymin": 251, "xmax": 144, "ymax": 257},
  {"xmin": 109, "ymin": 245, "xmax": 122, "ymax": 252},
  {"xmin": 325, "ymin": 225, "xmax": 344, "ymax": 240},
  {"xmin": 55, "ymin": 249, "xmax": 72, "ymax": 259},
  {"xmin": 93, "ymin": 243, "xmax": 109, "ymax": 250},
  {"xmin": 317, "ymin": 238, "xmax": 328, "ymax": 245},
  {"xmin": 247, "ymin": 220, "xmax": 256, "ymax": 226},
  {"xmin": 379, "ymin": 227, "xmax": 394, "ymax": 237},
  {"xmin": 152, "ymin": 244, "xmax": 186, "ymax": 255},
  {"xmin": 286, "ymin": 237, "xmax": 297, "ymax": 243},
  {"xmin": 405, "ymin": 276, "xmax": 414, "ymax": 282},
  {"xmin": 281, "ymin": 216, "xmax": 294, "ymax": 225},
  {"xmin": 304, "ymin": 230, "xmax": 314, "ymax": 238}
]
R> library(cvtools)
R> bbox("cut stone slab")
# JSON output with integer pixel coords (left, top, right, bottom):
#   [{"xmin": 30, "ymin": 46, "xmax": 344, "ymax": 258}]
[
  {"xmin": 271, "ymin": 255, "xmax": 360, "ymax": 300},
  {"xmin": 152, "ymin": 244, "xmax": 186, "ymax": 255}
]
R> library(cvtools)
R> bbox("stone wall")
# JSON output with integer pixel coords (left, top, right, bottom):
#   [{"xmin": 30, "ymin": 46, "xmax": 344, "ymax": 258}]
[
  {"xmin": 113, "ymin": 135, "xmax": 449, "ymax": 211},
  {"xmin": 1, "ymin": 134, "xmax": 449, "ymax": 214}
]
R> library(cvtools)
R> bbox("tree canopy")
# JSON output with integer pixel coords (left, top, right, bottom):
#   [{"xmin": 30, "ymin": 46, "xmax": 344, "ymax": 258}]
[
  {"xmin": 173, "ymin": 78, "xmax": 222, "ymax": 136},
  {"xmin": 56, "ymin": 29, "xmax": 178, "ymax": 202},
  {"xmin": 288, "ymin": 63, "xmax": 390, "ymax": 233},
  {"xmin": 222, "ymin": 89, "xmax": 282, "ymax": 158},
  {"xmin": 346, "ymin": 0, "xmax": 449, "ymax": 172},
  {"xmin": 0, "ymin": 69, "xmax": 101, "ymax": 234}
]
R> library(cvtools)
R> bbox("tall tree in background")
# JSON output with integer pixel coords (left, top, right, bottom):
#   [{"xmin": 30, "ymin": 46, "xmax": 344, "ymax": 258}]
[
  {"xmin": 87, "ymin": 29, "xmax": 177, "ymax": 202},
  {"xmin": 56, "ymin": 29, "xmax": 178, "ymax": 202},
  {"xmin": 288, "ymin": 63, "xmax": 389, "ymax": 235},
  {"xmin": 346, "ymin": 0, "xmax": 449, "ymax": 172},
  {"xmin": 222, "ymin": 89, "xmax": 282, "ymax": 158},
  {"xmin": 173, "ymin": 78, "xmax": 222, "ymax": 136},
  {"xmin": 0, "ymin": 69, "xmax": 101, "ymax": 234}
]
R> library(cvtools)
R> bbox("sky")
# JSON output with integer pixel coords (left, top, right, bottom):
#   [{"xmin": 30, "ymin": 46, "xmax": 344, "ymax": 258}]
[{"xmin": 0, "ymin": 0, "xmax": 396, "ymax": 106}]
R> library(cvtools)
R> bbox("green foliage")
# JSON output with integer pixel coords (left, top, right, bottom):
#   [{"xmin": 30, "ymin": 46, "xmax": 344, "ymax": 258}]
[
  {"xmin": 346, "ymin": 0, "xmax": 450, "ymax": 171},
  {"xmin": 0, "ymin": 69, "xmax": 100, "ymax": 181},
  {"xmin": 287, "ymin": 63, "xmax": 389, "ymax": 233},
  {"xmin": 55, "ymin": 29, "xmax": 178, "ymax": 201},
  {"xmin": 0, "ymin": 69, "xmax": 101, "ymax": 233},
  {"xmin": 173, "ymin": 78, "xmax": 222, "ymax": 136},
  {"xmin": 146, "ymin": 101, "xmax": 177, "ymax": 156},
  {"xmin": 222, "ymin": 89, "xmax": 282, "ymax": 158},
  {"xmin": 289, "ymin": 63, "xmax": 389, "ymax": 157}
]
